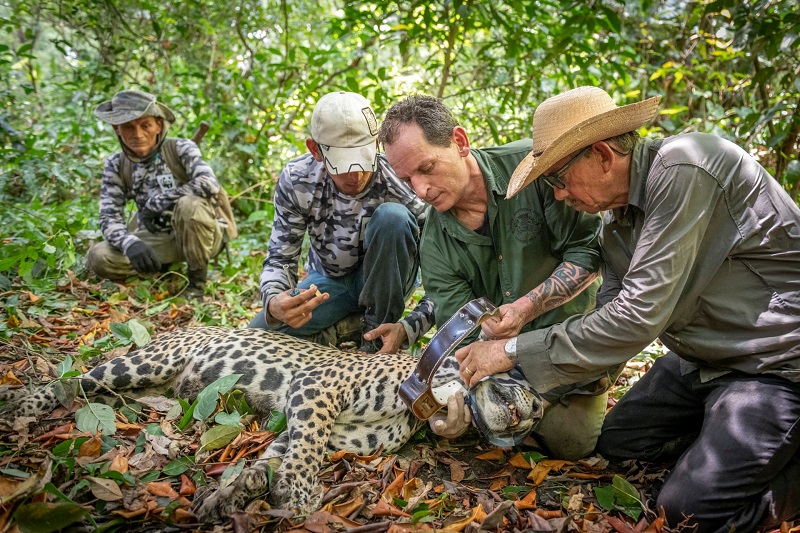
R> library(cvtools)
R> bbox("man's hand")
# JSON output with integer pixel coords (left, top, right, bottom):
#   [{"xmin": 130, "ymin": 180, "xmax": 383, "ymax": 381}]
[
  {"xmin": 455, "ymin": 339, "xmax": 515, "ymax": 388},
  {"xmin": 428, "ymin": 392, "xmax": 471, "ymax": 439},
  {"xmin": 481, "ymin": 300, "xmax": 533, "ymax": 340},
  {"xmin": 267, "ymin": 286, "xmax": 328, "ymax": 328},
  {"xmin": 139, "ymin": 207, "xmax": 166, "ymax": 234},
  {"xmin": 363, "ymin": 322, "xmax": 407, "ymax": 354},
  {"xmin": 125, "ymin": 241, "xmax": 162, "ymax": 273}
]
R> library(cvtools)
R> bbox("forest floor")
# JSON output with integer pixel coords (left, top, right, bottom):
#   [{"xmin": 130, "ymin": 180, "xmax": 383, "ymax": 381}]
[{"xmin": 0, "ymin": 272, "xmax": 795, "ymax": 533}]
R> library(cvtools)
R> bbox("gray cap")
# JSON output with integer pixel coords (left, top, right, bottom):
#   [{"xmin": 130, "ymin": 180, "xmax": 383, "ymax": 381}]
[{"xmin": 94, "ymin": 89, "xmax": 176, "ymax": 125}]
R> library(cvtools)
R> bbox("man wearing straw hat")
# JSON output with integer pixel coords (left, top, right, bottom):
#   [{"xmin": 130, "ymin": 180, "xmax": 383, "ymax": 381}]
[
  {"xmin": 456, "ymin": 86, "xmax": 800, "ymax": 530},
  {"xmin": 87, "ymin": 89, "xmax": 231, "ymax": 298},
  {"xmin": 377, "ymin": 95, "xmax": 614, "ymax": 459}
]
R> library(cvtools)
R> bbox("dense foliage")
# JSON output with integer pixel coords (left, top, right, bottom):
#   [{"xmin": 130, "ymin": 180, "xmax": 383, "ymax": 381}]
[{"xmin": 1, "ymin": 0, "xmax": 799, "ymax": 294}]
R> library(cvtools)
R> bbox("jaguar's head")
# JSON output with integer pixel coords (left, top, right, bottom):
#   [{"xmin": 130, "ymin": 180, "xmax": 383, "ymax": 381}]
[{"xmin": 468, "ymin": 370, "xmax": 544, "ymax": 446}]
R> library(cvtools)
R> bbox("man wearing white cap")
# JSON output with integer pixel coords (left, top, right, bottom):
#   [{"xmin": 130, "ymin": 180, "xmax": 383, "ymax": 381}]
[
  {"xmin": 86, "ymin": 89, "xmax": 236, "ymax": 298},
  {"xmin": 249, "ymin": 91, "xmax": 431, "ymax": 353},
  {"xmin": 456, "ymin": 86, "xmax": 800, "ymax": 531}
]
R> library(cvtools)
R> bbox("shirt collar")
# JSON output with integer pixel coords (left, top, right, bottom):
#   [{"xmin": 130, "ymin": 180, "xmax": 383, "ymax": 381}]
[{"xmin": 612, "ymin": 137, "xmax": 663, "ymax": 222}]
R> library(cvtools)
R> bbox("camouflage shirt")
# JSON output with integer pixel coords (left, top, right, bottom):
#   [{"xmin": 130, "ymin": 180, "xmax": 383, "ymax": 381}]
[
  {"xmin": 98, "ymin": 138, "xmax": 220, "ymax": 254},
  {"xmin": 260, "ymin": 152, "xmax": 434, "ymax": 344}
]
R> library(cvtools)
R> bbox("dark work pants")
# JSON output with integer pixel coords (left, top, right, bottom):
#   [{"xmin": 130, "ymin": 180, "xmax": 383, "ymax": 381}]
[
  {"xmin": 596, "ymin": 352, "xmax": 800, "ymax": 533},
  {"xmin": 249, "ymin": 202, "xmax": 420, "ymax": 335}
]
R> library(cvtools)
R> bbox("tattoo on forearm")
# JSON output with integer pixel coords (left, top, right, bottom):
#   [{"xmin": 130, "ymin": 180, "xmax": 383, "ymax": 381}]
[{"xmin": 525, "ymin": 262, "xmax": 598, "ymax": 319}]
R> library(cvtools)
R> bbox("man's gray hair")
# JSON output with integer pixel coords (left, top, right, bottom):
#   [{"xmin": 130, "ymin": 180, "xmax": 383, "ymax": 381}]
[
  {"xmin": 379, "ymin": 95, "xmax": 459, "ymax": 148},
  {"xmin": 603, "ymin": 131, "xmax": 640, "ymax": 154}
]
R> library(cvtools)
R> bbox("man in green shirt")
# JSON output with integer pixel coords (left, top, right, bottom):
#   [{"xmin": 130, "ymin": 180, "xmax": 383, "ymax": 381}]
[{"xmin": 374, "ymin": 95, "xmax": 616, "ymax": 459}]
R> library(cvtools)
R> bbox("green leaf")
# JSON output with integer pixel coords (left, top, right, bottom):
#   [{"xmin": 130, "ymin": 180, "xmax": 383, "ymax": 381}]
[
  {"xmin": 0, "ymin": 467, "xmax": 30, "ymax": 478},
  {"xmin": 593, "ymin": 475, "xmax": 643, "ymax": 520},
  {"xmin": 56, "ymin": 356, "xmax": 73, "ymax": 377},
  {"xmin": 128, "ymin": 319, "xmax": 150, "ymax": 346},
  {"xmin": 193, "ymin": 374, "xmax": 242, "ymax": 421},
  {"xmin": 501, "ymin": 485, "xmax": 533, "ymax": 495},
  {"xmin": 266, "ymin": 410, "xmax": 287, "ymax": 433},
  {"xmin": 178, "ymin": 400, "xmax": 197, "ymax": 430},
  {"xmin": 16, "ymin": 42, "xmax": 33, "ymax": 56},
  {"xmin": 220, "ymin": 459, "xmax": 245, "ymax": 488},
  {"xmin": 14, "ymin": 501, "xmax": 88, "ymax": 533},
  {"xmin": 521, "ymin": 451, "xmax": 546, "ymax": 463},
  {"xmin": 145, "ymin": 301, "xmax": 171, "ymax": 316},
  {"xmin": 199, "ymin": 424, "xmax": 241, "ymax": 451},
  {"xmin": 52, "ymin": 380, "xmax": 76, "ymax": 410},
  {"xmin": 109, "ymin": 322, "xmax": 133, "ymax": 343},
  {"xmin": 52, "ymin": 438, "xmax": 89, "ymax": 458},
  {"xmin": 75, "ymin": 403, "xmax": 117, "ymax": 435},
  {"xmin": 140, "ymin": 471, "xmax": 160, "ymax": 483},
  {"xmin": 346, "ymin": 76, "xmax": 360, "ymax": 92},
  {"xmin": 162, "ymin": 459, "xmax": 189, "ymax": 476},
  {"xmin": 593, "ymin": 485, "xmax": 616, "ymax": 511},
  {"xmin": 214, "ymin": 411, "xmax": 242, "ymax": 426}
]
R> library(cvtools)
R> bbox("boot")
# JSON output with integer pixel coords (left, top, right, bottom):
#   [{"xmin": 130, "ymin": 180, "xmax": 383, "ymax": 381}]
[{"xmin": 186, "ymin": 266, "xmax": 208, "ymax": 299}]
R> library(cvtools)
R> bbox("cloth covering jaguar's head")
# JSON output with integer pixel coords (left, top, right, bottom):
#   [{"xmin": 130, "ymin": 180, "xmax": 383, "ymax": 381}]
[{"xmin": 467, "ymin": 366, "xmax": 544, "ymax": 446}]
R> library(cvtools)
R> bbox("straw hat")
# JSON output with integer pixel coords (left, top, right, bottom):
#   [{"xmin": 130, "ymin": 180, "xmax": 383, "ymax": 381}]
[
  {"xmin": 506, "ymin": 86, "xmax": 660, "ymax": 198},
  {"xmin": 95, "ymin": 89, "xmax": 176, "ymax": 126}
]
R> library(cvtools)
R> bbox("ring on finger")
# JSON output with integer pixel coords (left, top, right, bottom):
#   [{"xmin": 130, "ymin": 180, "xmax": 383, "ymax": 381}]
[{"xmin": 465, "ymin": 366, "xmax": 475, "ymax": 375}]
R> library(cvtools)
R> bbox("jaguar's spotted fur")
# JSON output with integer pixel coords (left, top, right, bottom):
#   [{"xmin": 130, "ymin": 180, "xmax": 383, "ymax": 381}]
[{"xmin": 0, "ymin": 327, "xmax": 541, "ymax": 520}]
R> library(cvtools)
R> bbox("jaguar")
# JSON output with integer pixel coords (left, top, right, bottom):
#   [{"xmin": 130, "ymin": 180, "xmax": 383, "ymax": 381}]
[{"xmin": 0, "ymin": 327, "xmax": 542, "ymax": 521}]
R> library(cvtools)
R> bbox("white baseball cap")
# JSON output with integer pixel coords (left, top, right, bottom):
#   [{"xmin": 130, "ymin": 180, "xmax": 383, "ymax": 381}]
[{"xmin": 311, "ymin": 91, "xmax": 379, "ymax": 175}]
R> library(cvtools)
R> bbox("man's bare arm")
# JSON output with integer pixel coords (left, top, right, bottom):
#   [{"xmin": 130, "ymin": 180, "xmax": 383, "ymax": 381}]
[
  {"xmin": 482, "ymin": 261, "xmax": 598, "ymax": 339},
  {"xmin": 523, "ymin": 261, "xmax": 598, "ymax": 319}
]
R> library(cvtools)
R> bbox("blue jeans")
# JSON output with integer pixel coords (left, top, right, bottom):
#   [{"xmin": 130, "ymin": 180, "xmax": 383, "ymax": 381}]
[
  {"xmin": 596, "ymin": 352, "xmax": 800, "ymax": 532},
  {"xmin": 249, "ymin": 203, "xmax": 420, "ymax": 336}
]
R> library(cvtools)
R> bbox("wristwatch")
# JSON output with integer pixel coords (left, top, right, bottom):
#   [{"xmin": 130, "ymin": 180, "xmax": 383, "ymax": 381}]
[{"xmin": 504, "ymin": 337, "xmax": 518, "ymax": 365}]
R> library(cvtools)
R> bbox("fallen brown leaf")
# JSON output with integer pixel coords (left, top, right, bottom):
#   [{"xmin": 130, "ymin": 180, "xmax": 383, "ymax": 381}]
[
  {"xmin": 146, "ymin": 481, "xmax": 180, "ymax": 499},
  {"xmin": 535, "ymin": 508, "xmax": 563, "ymax": 519},
  {"xmin": 0, "ymin": 371, "xmax": 22, "ymax": 387},
  {"xmin": 513, "ymin": 488, "xmax": 537, "ymax": 510},
  {"xmin": 527, "ymin": 459, "xmax": 572, "ymax": 485},
  {"xmin": 488, "ymin": 477, "xmax": 510, "ymax": 491},
  {"xmin": 607, "ymin": 515, "xmax": 637, "ymax": 532},
  {"xmin": 78, "ymin": 434, "xmax": 102, "ymax": 458},
  {"xmin": 475, "ymin": 448, "xmax": 505, "ymax": 461},
  {"xmin": 109, "ymin": 454, "xmax": 129, "ymax": 474},
  {"xmin": 302, "ymin": 510, "xmax": 367, "ymax": 532},
  {"xmin": 31, "ymin": 423, "xmax": 75, "ymax": 442},
  {"xmin": 179, "ymin": 474, "xmax": 195, "ymax": 496},
  {"xmin": 330, "ymin": 494, "xmax": 364, "ymax": 517},
  {"xmin": 112, "ymin": 499, "xmax": 158, "ymax": 519},
  {"xmin": 371, "ymin": 499, "xmax": 411, "ymax": 518},
  {"xmin": 87, "ymin": 476, "xmax": 123, "ymax": 501},
  {"xmin": 509, "ymin": 452, "xmax": 533, "ymax": 469},
  {"xmin": 450, "ymin": 461, "xmax": 465, "ymax": 483}
]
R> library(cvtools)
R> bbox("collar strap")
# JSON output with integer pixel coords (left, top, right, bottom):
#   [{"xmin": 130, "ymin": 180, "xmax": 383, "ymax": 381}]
[{"xmin": 399, "ymin": 297, "xmax": 499, "ymax": 420}]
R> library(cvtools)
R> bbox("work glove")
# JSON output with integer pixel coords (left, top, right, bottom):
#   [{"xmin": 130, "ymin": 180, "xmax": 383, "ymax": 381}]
[
  {"xmin": 125, "ymin": 241, "xmax": 162, "ymax": 273},
  {"xmin": 139, "ymin": 207, "xmax": 169, "ymax": 234}
]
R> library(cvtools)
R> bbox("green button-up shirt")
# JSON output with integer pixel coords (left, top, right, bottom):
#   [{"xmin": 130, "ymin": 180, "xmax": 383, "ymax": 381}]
[
  {"xmin": 518, "ymin": 133, "xmax": 800, "ymax": 393},
  {"xmin": 420, "ymin": 140, "xmax": 603, "ymax": 345}
]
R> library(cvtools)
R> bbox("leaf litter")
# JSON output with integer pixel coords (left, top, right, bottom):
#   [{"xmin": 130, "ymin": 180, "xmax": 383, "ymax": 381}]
[{"xmin": 1, "ymin": 275, "xmax": 798, "ymax": 533}]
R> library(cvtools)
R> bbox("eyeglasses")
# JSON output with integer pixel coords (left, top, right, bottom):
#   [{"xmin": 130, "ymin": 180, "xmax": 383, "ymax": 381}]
[{"xmin": 541, "ymin": 146, "xmax": 591, "ymax": 190}]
